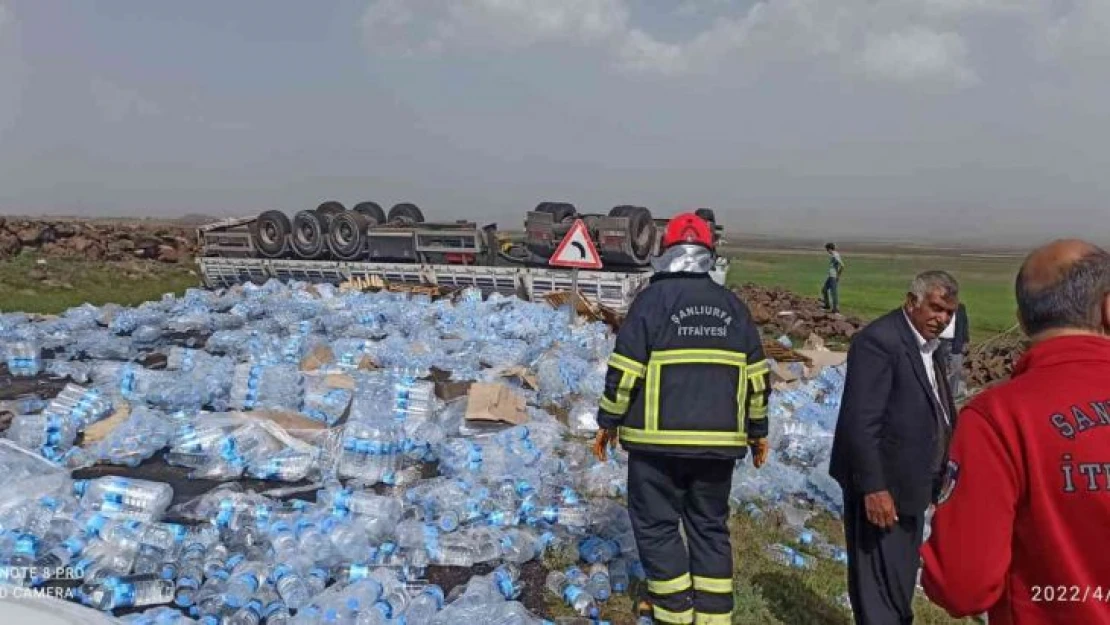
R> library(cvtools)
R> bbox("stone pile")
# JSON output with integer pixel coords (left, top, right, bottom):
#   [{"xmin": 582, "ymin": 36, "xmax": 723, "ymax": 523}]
[
  {"xmin": 733, "ymin": 283, "xmax": 865, "ymax": 344},
  {"xmin": 0, "ymin": 217, "xmax": 198, "ymax": 263}
]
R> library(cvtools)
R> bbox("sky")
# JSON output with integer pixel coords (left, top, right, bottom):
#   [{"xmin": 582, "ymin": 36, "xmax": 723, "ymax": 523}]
[{"xmin": 0, "ymin": 0, "xmax": 1107, "ymax": 244}]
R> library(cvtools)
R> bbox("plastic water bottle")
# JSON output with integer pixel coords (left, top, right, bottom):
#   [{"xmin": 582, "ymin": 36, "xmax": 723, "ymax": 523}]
[
  {"xmin": 75, "ymin": 477, "xmax": 174, "ymax": 520},
  {"xmin": 174, "ymin": 543, "xmax": 207, "ymax": 607},
  {"xmin": 32, "ymin": 535, "xmax": 86, "ymax": 583},
  {"xmin": 318, "ymin": 487, "xmax": 402, "ymax": 521},
  {"xmin": 579, "ymin": 537, "xmax": 621, "ymax": 564},
  {"xmin": 402, "ymin": 584, "xmax": 444, "ymax": 622},
  {"xmin": 587, "ymin": 562, "xmax": 611, "ymax": 601},
  {"xmin": 6, "ymin": 341, "xmax": 41, "ymax": 377},
  {"xmin": 247, "ymin": 451, "xmax": 316, "ymax": 482},
  {"xmin": 764, "ymin": 543, "xmax": 815, "ymax": 569},
  {"xmin": 6, "ymin": 412, "xmax": 80, "ymax": 459},
  {"xmin": 81, "ymin": 573, "xmax": 176, "ymax": 611},
  {"xmin": 50, "ymin": 383, "xmax": 114, "ymax": 428},
  {"xmin": 609, "ymin": 557, "xmax": 630, "ymax": 594},
  {"xmin": 545, "ymin": 570, "xmax": 599, "ymax": 619},
  {"xmin": 225, "ymin": 561, "xmax": 267, "ymax": 608},
  {"xmin": 227, "ymin": 598, "xmax": 264, "ymax": 625},
  {"xmin": 271, "ymin": 560, "xmax": 311, "ymax": 611}
]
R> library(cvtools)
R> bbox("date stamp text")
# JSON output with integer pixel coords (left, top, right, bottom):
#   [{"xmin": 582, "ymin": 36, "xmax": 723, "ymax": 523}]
[{"xmin": 1032, "ymin": 586, "xmax": 1110, "ymax": 603}]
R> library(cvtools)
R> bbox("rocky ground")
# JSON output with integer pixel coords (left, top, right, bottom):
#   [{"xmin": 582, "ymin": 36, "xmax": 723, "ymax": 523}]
[
  {"xmin": 733, "ymin": 283, "xmax": 866, "ymax": 344},
  {"xmin": 0, "ymin": 217, "xmax": 199, "ymax": 263},
  {"xmin": 733, "ymin": 283, "xmax": 1020, "ymax": 391},
  {"xmin": 966, "ymin": 338, "xmax": 1025, "ymax": 391}
]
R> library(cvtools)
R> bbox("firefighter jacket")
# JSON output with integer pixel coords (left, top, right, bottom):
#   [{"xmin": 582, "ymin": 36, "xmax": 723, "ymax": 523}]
[{"xmin": 596, "ymin": 244, "xmax": 770, "ymax": 460}]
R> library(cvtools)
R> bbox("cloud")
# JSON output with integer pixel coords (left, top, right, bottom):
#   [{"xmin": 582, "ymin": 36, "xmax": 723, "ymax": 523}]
[
  {"xmin": 858, "ymin": 27, "xmax": 977, "ymax": 87},
  {"xmin": 361, "ymin": 0, "xmax": 629, "ymax": 54},
  {"xmin": 360, "ymin": 0, "xmax": 1106, "ymax": 93},
  {"xmin": 89, "ymin": 77, "xmax": 161, "ymax": 123},
  {"xmin": 1043, "ymin": 0, "xmax": 1110, "ymax": 63}
]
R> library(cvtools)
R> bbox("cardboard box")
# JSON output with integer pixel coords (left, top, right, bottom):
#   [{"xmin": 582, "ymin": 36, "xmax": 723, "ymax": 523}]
[{"xmin": 465, "ymin": 382, "xmax": 529, "ymax": 426}]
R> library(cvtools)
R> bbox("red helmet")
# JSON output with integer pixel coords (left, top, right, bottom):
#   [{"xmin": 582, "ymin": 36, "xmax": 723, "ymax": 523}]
[{"xmin": 661, "ymin": 213, "xmax": 714, "ymax": 250}]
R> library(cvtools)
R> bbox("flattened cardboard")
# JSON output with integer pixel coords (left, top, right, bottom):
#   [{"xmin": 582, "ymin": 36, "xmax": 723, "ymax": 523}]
[
  {"xmin": 436, "ymin": 379, "xmax": 472, "ymax": 402},
  {"xmin": 82, "ymin": 403, "xmax": 131, "ymax": 445},
  {"xmin": 247, "ymin": 409, "xmax": 328, "ymax": 431},
  {"xmin": 794, "ymin": 349, "xmax": 848, "ymax": 379},
  {"xmin": 300, "ymin": 344, "xmax": 335, "ymax": 371},
  {"xmin": 496, "ymin": 366, "xmax": 539, "ymax": 391},
  {"xmin": 465, "ymin": 382, "xmax": 528, "ymax": 426},
  {"xmin": 320, "ymin": 373, "xmax": 356, "ymax": 391}
]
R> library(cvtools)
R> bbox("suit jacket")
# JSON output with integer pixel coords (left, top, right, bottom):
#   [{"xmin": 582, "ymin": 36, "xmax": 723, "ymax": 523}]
[
  {"xmin": 829, "ymin": 308, "xmax": 959, "ymax": 516},
  {"xmin": 952, "ymin": 304, "xmax": 970, "ymax": 355}
]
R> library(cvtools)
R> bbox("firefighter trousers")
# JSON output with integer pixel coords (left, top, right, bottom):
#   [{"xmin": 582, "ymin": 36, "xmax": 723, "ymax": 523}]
[{"xmin": 628, "ymin": 451, "xmax": 735, "ymax": 625}]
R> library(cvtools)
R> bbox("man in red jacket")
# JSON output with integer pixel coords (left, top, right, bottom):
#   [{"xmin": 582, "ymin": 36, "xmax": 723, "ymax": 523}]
[{"xmin": 921, "ymin": 239, "xmax": 1110, "ymax": 624}]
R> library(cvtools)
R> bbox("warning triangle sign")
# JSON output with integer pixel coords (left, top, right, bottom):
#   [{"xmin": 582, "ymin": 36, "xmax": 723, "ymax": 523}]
[{"xmin": 549, "ymin": 219, "xmax": 603, "ymax": 269}]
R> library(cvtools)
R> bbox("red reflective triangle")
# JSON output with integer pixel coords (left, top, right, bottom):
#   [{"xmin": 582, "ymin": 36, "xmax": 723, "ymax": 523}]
[{"xmin": 548, "ymin": 219, "xmax": 603, "ymax": 269}]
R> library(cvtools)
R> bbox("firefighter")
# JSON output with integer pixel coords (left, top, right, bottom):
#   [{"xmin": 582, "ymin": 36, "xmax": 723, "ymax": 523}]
[{"xmin": 593, "ymin": 213, "xmax": 771, "ymax": 625}]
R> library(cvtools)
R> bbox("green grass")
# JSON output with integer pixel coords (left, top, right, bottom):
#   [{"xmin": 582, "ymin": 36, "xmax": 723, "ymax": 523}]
[
  {"xmin": 546, "ymin": 508, "xmax": 970, "ymax": 624},
  {"xmin": 726, "ymin": 250, "xmax": 1022, "ymax": 343},
  {"xmin": 0, "ymin": 252, "xmax": 201, "ymax": 314}
]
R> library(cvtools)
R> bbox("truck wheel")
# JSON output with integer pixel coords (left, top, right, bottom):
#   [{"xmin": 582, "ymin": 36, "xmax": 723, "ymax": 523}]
[
  {"xmin": 388, "ymin": 203, "xmax": 425, "ymax": 224},
  {"xmin": 291, "ymin": 210, "xmax": 329, "ymax": 259},
  {"xmin": 353, "ymin": 201, "xmax": 386, "ymax": 226},
  {"xmin": 627, "ymin": 207, "xmax": 656, "ymax": 260},
  {"xmin": 327, "ymin": 211, "xmax": 368, "ymax": 260},
  {"xmin": 253, "ymin": 210, "xmax": 290, "ymax": 258},
  {"xmin": 538, "ymin": 202, "xmax": 577, "ymax": 223},
  {"xmin": 609, "ymin": 205, "xmax": 637, "ymax": 218}
]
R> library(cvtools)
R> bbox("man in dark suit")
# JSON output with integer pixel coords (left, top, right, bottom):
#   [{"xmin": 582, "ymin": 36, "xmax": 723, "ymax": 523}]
[
  {"xmin": 830, "ymin": 270, "xmax": 960, "ymax": 625},
  {"xmin": 938, "ymin": 303, "xmax": 970, "ymax": 399}
]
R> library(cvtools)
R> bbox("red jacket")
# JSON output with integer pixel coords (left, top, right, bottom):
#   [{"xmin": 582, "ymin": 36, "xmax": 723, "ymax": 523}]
[{"xmin": 921, "ymin": 335, "xmax": 1110, "ymax": 624}]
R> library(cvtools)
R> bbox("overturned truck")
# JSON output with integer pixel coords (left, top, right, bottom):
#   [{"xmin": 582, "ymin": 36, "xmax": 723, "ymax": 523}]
[{"xmin": 196, "ymin": 201, "xmax": 726, "ymax": 313}]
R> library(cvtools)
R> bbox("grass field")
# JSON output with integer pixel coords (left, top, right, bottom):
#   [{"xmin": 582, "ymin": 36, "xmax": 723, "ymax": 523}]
[
  {"xmin": 726, "ymin": 249, "xmax": 1023, "ymax": 343},
  {"xmin": 0, "ymin": 253, "xmax": 200, "ymax": 314}
]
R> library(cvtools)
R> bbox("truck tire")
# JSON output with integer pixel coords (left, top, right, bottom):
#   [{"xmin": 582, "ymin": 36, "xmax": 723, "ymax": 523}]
[
  {"xmin": 388, "ymin": 203, "xmax": 425, "ymax": 224},
  {"xmin": 694, "ymin": 208, "xmax": 717, "ymax": 226},
  {"xmin": 253, "ymin": 210, "xmax": 291, "ymax": 258},
  {"xmin": 537, "ymin": 202, "xmax": 577, "ymax": 223},
  {"xmin": 291, "ymin": 210, "xmax": 329, "ymax": 259},
  {"xmin": 315, "ymin": 201, "xmax": 346, "ymax": 232},
  {"xmin": 316, "ymin": 201, "xmax": 346, "ymax": 216},
  {"xmin": 353, "ymin": 201, "xmax": 386, "ymax": 226},
  {"xmin": 609, "ymin": 205, "xmax": 636, "ymax": 218},
  {"xmin": 327, "ymin": 211, "xmax": 368, "ymax": 260},
  {"xmin": 627, "ymin": 206, "xmax": 656, "ymax": 260}
]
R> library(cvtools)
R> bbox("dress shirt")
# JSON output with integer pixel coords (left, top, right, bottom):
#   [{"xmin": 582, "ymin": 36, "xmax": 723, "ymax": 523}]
[{"xmin": 903, "ymin": 309, "xmax": 950, "ymax": 425}]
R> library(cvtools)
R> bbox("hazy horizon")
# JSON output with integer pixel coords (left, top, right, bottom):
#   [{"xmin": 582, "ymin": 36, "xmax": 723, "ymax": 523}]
[{"xmin": 0, "ymin": 1, "xmax": 1107, "ymax": 246}]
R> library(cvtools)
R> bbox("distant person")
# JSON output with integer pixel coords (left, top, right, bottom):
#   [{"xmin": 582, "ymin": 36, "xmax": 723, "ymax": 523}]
[
  {"xmin": 822, "ymin": 243, "xmax": 845, "ymax": 313},
  {"xmin": 938, "ymin": 303, "xmax": 970, "ymax": 399},
  {"xmin": 922, "ymin": 240, "xmax": 1110, "ymax": 625},
  {"xmin": 829, "ymin": 270, "xmax": 960, "ymax": 625}
]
